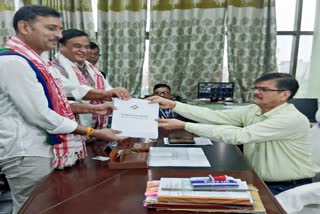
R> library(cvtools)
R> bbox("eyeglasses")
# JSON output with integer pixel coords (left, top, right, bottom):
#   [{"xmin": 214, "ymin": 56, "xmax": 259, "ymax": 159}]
[
  {"xmin": 154, "ymin": 91, "xmax": 170, "ymax": 96},
  {"xmin": 252, "ymin": 87, "xmax": 287, "ymax": 93}
]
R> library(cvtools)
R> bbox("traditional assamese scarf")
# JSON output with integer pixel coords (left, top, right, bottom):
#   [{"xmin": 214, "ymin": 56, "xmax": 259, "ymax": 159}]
[
  {"xmin": 5, "ymin": 36, "xmax": 87, "ymax": 169},
  {"xmin": 54, "ymin": 53, "xmax": 107, "ymax": 129}
]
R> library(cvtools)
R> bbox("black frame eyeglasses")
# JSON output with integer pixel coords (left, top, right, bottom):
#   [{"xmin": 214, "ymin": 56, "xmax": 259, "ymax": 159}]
[{"xmin": 252, "ymin": 87, "xmax": 287, "ymax": 93}]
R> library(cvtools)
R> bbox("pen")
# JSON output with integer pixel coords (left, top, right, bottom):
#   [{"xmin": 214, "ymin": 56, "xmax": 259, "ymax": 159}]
[{"xmin": 208, "ymin": 174, "xmax": 214, "ymax": 181}]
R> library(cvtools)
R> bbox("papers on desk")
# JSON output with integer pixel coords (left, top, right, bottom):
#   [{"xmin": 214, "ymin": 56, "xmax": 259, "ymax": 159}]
[
  {"xmin": 143, "ymin": 177, "xmax": 266, "ymax": 213},
  {"xmin": 158, "ymin": 177, "xmax": 253, "ymax": 204},
  {"xmin": 163, "ymin": 137, "xmax": 213, "ymax": 146},
  {"xmin": 111, "ymin": 98, "xmax": 159, "ymax": 138},
  {"xmin": 148, "ymin": 147, "xmax": 211, "ymax": 167}
]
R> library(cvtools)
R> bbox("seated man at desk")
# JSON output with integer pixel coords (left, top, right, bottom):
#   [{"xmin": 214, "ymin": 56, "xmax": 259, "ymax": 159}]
[
  {"xmin": 152, "ymin": 83, "xmax": 191, "ymax": 122},
  {"xmin": 148, "ymin": 73, "xmax": 320, "ymax": 195},
  {"xmin": 153, "ymin": 84, "xmax": 177, "ymax": 119}
]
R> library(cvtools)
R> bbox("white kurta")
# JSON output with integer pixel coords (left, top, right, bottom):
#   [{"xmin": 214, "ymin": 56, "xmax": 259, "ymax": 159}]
[
  {"xmin": 53, "ymin": 53, "xmax": 112, "ymax": 127},
  {"xmin": 0, "ymin": 55, "xmax": 77, "ymax": 160}
]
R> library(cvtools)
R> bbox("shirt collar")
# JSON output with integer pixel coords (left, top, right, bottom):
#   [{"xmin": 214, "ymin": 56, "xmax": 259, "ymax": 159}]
[{"xmin": 255, "ymin": 102, "xmax": 289, "ymax": 117}]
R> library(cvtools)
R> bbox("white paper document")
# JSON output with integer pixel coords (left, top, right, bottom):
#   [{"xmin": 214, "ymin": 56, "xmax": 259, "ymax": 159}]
[
  {"xmin": 163, "ymin": 137, "xmax": 213, "ymax": 146},
  {"xmin": 148, "ymin": 147, "xmax": 211, "ymax": 167},
  {"xmin": 111, "ymin": 98, "xmax": 159, "ymax": 138}
]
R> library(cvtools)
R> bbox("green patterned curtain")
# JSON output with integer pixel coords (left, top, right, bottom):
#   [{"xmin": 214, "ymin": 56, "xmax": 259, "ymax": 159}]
[
  {"xmin": 23, "ymin": 0, "xmax": 95, "ymax": 40},
  {"xmin": 226, "ymin": 0, "xmax": 277, "ymax": 103},
  {"xmin": 97, "ymin": 0, "xmax": 147, "ymax": 97},
  {"xmin": 149, "ymin": 0, "xmax": 226, "ymax": 99},
  {"xmin": 0, "ymin": 1, "xmax": 15, "ymax": 47}
]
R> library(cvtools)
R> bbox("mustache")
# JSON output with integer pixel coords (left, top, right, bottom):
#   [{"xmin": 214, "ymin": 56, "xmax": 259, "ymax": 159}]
[{"xmin": 253, "ymin": 95, "xmax": 262, "ymax": 99}]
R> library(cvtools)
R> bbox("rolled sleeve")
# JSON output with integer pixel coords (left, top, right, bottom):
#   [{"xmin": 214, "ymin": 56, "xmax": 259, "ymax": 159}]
[{"xmin": 49, "ymin": 118, "xmax": 78, "ymax": 134}]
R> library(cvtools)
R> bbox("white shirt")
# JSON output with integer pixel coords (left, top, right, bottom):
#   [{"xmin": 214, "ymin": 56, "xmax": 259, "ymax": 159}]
[
  {"xmin": 0, "ymin": 55, "xmax": 77, "ymax": 160},
  {"xmin": 52, "ymin": 53, "xmax": 112, "ymax": 127}
]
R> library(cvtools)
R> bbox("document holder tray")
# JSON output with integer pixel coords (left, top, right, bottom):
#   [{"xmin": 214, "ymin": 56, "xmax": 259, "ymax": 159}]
[
  {"xmin": 130, "ymin": 143, "xmax": 150, "ymax": 152},
  {"xmin": 108, "ymin": 147, "xmax": 148, "ymax": 169}
]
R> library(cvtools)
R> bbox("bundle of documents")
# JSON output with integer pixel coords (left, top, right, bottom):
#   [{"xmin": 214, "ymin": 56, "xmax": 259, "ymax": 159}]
[{"xmin": 143, "ymin": 177, "xmax": 266, "ymax": 213}]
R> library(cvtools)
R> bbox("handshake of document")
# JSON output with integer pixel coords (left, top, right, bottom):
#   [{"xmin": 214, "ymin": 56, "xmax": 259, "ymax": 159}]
[{"xmin": 111, "ymin": 98, "xmax": 159, "ymax": 139}]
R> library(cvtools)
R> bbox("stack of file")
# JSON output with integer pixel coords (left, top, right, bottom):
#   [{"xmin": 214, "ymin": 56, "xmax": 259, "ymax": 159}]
[{"xmin": 144, "ymin": 177, "xmax": 266, "ymax": 213}]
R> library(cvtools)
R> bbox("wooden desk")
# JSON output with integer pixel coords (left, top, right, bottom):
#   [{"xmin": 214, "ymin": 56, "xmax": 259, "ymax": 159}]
[{"xmin": 19, "ymin": 130, "xmax": 285, "ymax": 214}]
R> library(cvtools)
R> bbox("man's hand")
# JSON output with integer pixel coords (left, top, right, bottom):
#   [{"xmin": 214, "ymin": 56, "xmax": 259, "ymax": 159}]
[
  {"xmin": 157, "ymin": 118, "xmax": 185, "ymax": 130},
  {"xmin": 109, "ymin": 87, "xmax": 130, "ymax": 100},
  {"xmin": 92, "ymin": 128, "xmax": 127, "ymax": 141},
  {"xmin": 147, "ymin": 96, "xmax": 176, "ymax": 109},
  {"xmin": 90, "ymin": 103, "xmax": 115, "ymax": 115}
]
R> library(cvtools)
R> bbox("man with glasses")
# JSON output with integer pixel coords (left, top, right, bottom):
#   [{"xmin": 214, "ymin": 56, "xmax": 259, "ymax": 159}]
[
  {"xmin": 153, "ymin": 84, "xmax": 176, "ymax": 119},
  {"xmin": 148, "ymin": 73, "xmax": 320, "ymax": 195},
  {"xmin": 87, "ymin": 42, "xmax": 110, "ymax": 83}
]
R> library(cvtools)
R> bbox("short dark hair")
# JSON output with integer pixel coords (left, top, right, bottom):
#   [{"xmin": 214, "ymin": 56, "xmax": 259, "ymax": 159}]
[
  {"xmin": 255, "ymin": 73, "xmax": 299, "ymax": 100},
  {"xmin": 89, "ymin": 42, "xmax": 100, "ymax": 51},
  {"xmin": 153, "ymin": 83, "xmax": 171, "ymax": 92},
  {"xmin": 13, "ymin": 5, "xmax": 60, "ymax": 32},
  {"xmin": 59, "ymin": 29, "xmax": 88, "ymax": 44}
]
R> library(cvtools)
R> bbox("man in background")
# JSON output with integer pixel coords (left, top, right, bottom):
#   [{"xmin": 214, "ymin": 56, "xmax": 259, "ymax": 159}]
[
  {"xmin": 87, "ymin": 41, "xmax": 112, "ymax": 87},
  {"xmin": 148, "ymin": 73, "xmax": 320, "ymax": 195},
  {"xmin": 153, "ymin": 83, "xmax": 176, "ymax": 119}
]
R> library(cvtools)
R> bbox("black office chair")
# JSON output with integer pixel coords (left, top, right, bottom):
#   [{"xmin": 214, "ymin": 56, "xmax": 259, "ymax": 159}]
[{"xmin": 288, "ymin": 98, "xmax": 318, "ymax": 123}]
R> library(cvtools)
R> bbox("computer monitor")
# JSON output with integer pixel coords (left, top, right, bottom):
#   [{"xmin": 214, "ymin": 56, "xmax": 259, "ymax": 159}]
[
  {"xmin": 288, "ymin": 98, "xmax": 318, "ymax": 123},
  {"xmin": 198, "ymin": 82, "xmax": 234, "ymax": 102}
]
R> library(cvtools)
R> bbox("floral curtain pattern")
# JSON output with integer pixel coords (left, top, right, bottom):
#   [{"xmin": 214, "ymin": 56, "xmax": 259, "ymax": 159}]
[
  {"xmin": 149, "ymin": 0, "xmax": 226, "ymax": 99},
  {"xmin": 25, "ymin": 0, "xmax": 96, "ymax": 40},
  {"xmin": 148, "ymin": 0, "xmax": 276, "ymax": 102},
  {"xmin": 97, "ymin": 0, "xmax": 147, "ymax": 97},
  {"xmin": 226, "ymin": 0, "xmax": 277, "ymax": 102},
  {"xmin": 0, "ymin": 1, "xmax": 15, "ymax": 47}
]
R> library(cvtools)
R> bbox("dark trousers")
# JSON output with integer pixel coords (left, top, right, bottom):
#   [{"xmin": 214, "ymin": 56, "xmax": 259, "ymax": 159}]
[{"xmin": 265, "ymin": 178, "xmax": 313, "ymax": 195}]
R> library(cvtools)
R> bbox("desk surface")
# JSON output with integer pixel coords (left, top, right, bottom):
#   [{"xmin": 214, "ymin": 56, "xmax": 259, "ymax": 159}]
[{"xmin": 19, "ymin": 130, "xmax": 285, "ymax": 214}]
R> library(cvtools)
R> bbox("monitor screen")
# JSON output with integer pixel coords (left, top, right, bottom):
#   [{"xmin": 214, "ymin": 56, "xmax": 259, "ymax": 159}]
[
  {"xmin": 288, "ymin": 98, "xmax": 318, "ymax": 123},
  {"xmin": 198, "ymin": 82, "xmax": 234, "ymax": 101}
]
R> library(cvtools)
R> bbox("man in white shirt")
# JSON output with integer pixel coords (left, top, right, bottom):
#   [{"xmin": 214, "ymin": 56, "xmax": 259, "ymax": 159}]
[
  {"xmin": 0, "ymin": 5, "xmax": 126, "ymax": 213},
  {"xmin": 53, "ymin": 29, "xmax": 129, "ymax": 129},
  {"xmin": 148, "ymin": 73, "xmax": 320, "ymax": 195}
]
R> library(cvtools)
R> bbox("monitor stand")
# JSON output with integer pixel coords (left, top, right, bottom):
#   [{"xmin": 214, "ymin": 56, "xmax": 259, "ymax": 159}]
[
  {"xmin": 210, "ymin": 98, "xmax": 219, "ymax": 102},
  {"xmin": 210, "ymin": 98, "xmax": 234, "ymax": 103}
]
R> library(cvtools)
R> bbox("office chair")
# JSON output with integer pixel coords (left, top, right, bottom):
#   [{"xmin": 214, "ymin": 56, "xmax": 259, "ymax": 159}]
[
  {"xmin": 275, "ymin": 182, "xmax": 320, "ymax": 214},
  {"xmin": 288, "ymin": 98, "xmax": 318, "ymax": 123}
]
